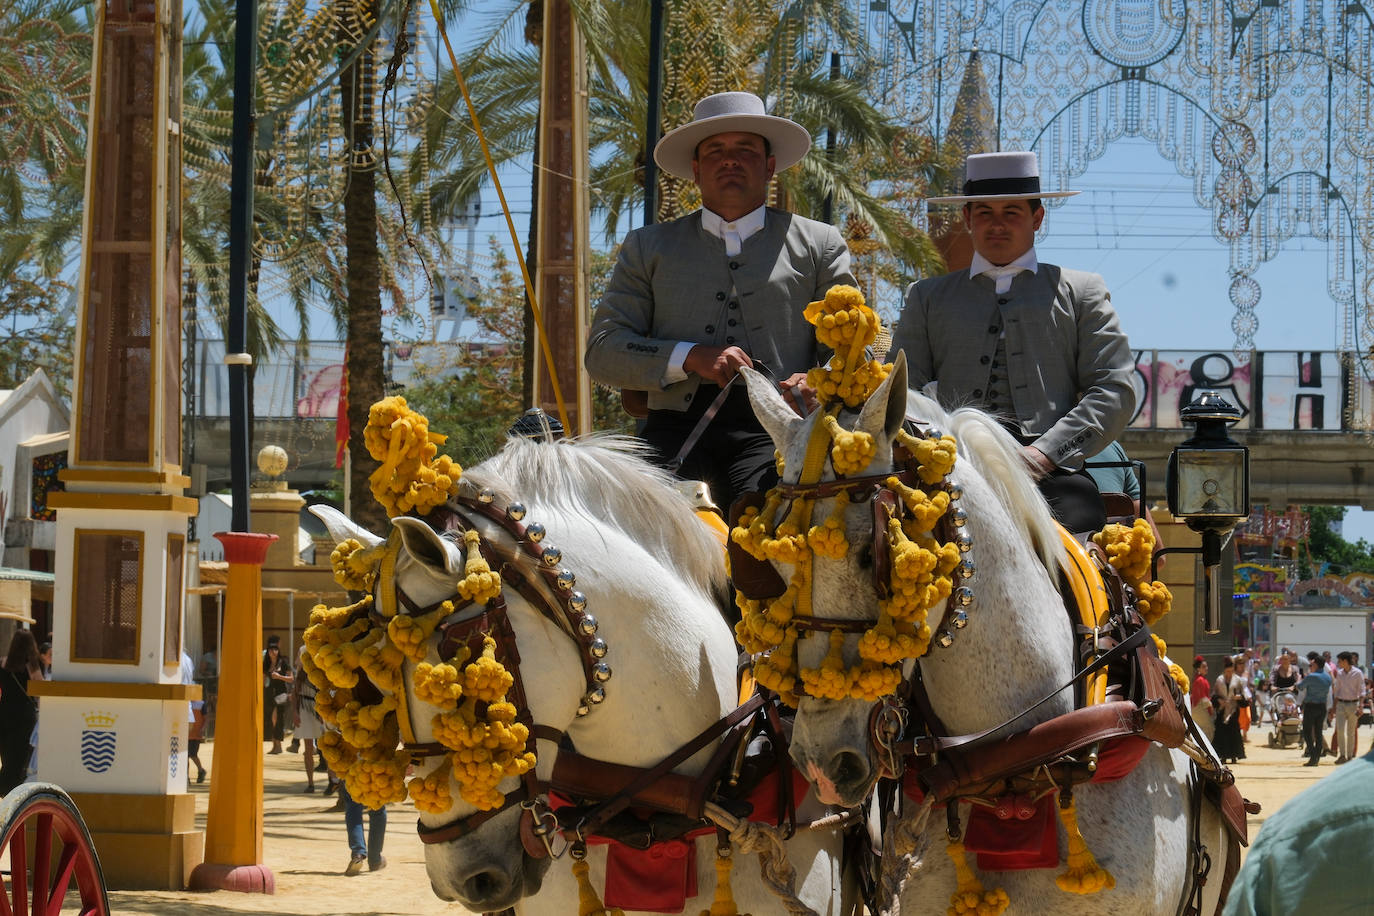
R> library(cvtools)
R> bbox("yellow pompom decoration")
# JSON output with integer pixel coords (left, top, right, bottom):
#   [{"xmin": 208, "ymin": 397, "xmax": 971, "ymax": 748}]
[
  {"xmin": 822, "ymin": 415, "xmax": 876, "ymax": 476},
  {"xmin": 331, "ymin": 538, "xmax": 382, "ymax": 591},
  {"xmin": 945, "ymin": 840, "xmax": 1010, "ymax": 916},
  {"xmin": 408, "ymin": 758, "xmax": 454, "ymax": 814},
  {"xmin": 1093, "ymin": 518, "xmax": 1154, "ymax": 584},
  {"xmin": 413, "ymin": 659, "xmax": 467, "ymax": 709},
  {"xmin": 807, "ymin": 491, "xmax": 850, "ymax": 559},
  {"xmin": 799, "ymin": 630, "xmax": 858, "ymax": 701},
  {"xmin": 456, "ymin": 529, "xmax": 502, "ymax": 604},
  {"xmin": 1055, "ymin": 798, "xmax": 1116, "ymax": 894},
  {"xmin": 907, "ymin": 432, "xmax": 959, "ymax": 486},
  {"xmin": 1093, "ymin": 518, "xmax": 1174, "ymax": 624},
  {"xmin": 573, "ymin": 857, "xmax": 625, "ymax": 916},
  {"xmin": 389, "ymin": 600, "xmax": 454, "ymax": 663},
  {"xmin": 699, "ymin": 851, "xmax": 747, "ymax": 916},
  {"xmin": 1134, "ymin": 579, "xmax": 1173, "ymax": 625},
  {"xmin": 363, "ymin": 395, "xmax": 462, "ymax": 518},
  {"xmin": 462, "ymin": 636, "xmax": 515, "ymax": 702}
]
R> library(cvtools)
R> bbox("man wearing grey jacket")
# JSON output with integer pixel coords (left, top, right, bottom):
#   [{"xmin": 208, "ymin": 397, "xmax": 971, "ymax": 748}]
[
  {"xmin": 586, "ymin": 92, "xmax": 855, "ymax": 510},
  {"xmin": 890, "ymin": 151, "xmax": 1136, "ymax": 531}
]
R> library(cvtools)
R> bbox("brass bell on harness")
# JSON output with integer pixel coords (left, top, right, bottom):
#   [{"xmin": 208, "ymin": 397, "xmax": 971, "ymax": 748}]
[
  {"xmin": 585, "ymin": 687, "xmax": 606, "ymax": 705},
  {"xmin": 526, "ymin": 522, "xmax": 546, "ymax": 543},
  {"xmin": 950, "ymin": 507, "xmax": 968, "ymax": 527},
  {"xmin": 541, "ymin": 546, "xmax": 563, "ymax": 567},
  {"xmin": 952, "ymin": 586, "xmax": 974, "ymax": 609},
  {"xmin": 593, "ymin": 662, "xmax": 612, "ymax": 683},
  {"xmin": 955, "ymin": 531, "xmax": 973, "ymax": 553},
  {"xmin": 555, "ymin": 568, "xmax": 576, "ymax": 590},
  {"xmin": 935, "ymin": 628, "xmax": 955, "ymax": 649},
  {"xmin": 950, "ymin": 610, "xmax": 969, "ymax": 630},
  {"xmin": 588, "ymin": 637, "xmax": 608, "ymax": 659},
  {"xmin": 479, "ymin": 488, "xmax": 495, "ymax": 503},
  {"xmin": 957, "ymin": 558, "xmax": 975, "ymax": 579},
  {"xmin": 507, "ymin": 502, "xmax": 527, "ymax": 521},
  {"xmin": 947, "ymin": 484, "xmax": 964, "ymax": 500},
  {"xmin": 576, "ymin": 612, "xmax": 597, "ymax": 635},
  {"xmin": 569, "ymin": 591, "xmax": 588, "ymax": 613}
]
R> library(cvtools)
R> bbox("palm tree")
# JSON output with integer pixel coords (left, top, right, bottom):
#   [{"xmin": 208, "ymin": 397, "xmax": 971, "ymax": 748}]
[{"xmin": 422, "ymin": 0, "xmax": 944, "ymax": 275}]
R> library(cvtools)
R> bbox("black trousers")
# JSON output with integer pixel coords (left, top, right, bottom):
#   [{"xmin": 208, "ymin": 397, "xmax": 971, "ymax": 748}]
[
  {"xmin": 1037, "ymin": 467, "xmax": 1108, "ymax": 534},
  {"xmin": 1302, "ymin": 703, "xmax": 1327, "ymax": 761},
  {"xmin": 641, "ymin": 385, "xmax": 780, "ymax": 514}
]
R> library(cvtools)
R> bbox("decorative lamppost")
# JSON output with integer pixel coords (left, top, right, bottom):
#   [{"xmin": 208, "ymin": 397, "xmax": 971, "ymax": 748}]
[{"xmin": 1163, "ymin": 389, "xmax": 1251, "ymax": 634}]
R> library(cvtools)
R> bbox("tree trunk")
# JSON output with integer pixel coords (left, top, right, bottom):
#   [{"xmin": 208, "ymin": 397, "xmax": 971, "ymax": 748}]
[{"xmin": 339, "ymin": 1, "xmax": 387, "ymax": 534}]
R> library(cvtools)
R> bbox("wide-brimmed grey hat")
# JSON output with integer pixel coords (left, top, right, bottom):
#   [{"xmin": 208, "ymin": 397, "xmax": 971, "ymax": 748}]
[
  {"xmin": 653, "ymin": 91, "xmax": 811, "ymax": 181},
  {"xmin": 926, "ymin": 151, "xmax": 1079, "ymax": 205}
]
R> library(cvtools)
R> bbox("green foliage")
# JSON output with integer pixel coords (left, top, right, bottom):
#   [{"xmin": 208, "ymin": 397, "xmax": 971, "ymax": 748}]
[{"xmin": 1300, "ymin": 505, "xmax": 1374, "ymax": 578}]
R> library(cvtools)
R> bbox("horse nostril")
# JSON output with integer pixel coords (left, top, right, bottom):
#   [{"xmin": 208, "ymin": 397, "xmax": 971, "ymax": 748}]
[
  {"xmin": 830, "ymin": 750, "xmax": 870, "ymax": 788},
  {"xmin": 464, "ymin": 869, "xmax": 508, "ymax": 901}
]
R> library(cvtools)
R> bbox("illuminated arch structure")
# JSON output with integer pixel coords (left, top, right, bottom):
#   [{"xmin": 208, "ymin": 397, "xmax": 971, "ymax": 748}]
[{"xmin": 859, "ymin": 0, "xmax": 1374, "ymax": 364}]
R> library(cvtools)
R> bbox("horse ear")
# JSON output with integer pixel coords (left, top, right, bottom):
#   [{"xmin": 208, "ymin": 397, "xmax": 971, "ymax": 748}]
[
  {"xmin": 309, "ymin": 504, "xmax": 383, "ymax": 548},
  {"xmin": 741, "ymin": 366, "xmax": 803, "ymax": 449},
  {"xmin": 855, "ymin": 350, "xmax": 908, "ymax": 443},
  {"xmin": 391, "ymin": 516, "xmax": 463, "ymax": 575}
]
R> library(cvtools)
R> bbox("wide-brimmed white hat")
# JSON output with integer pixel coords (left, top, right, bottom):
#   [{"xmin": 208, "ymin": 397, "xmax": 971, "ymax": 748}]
[
  {"xmin": 925, "ymin": 151, "xmax": 1079, "ymax": 205},
  {"xmin": 653, "ymin": 91, "xmax": 811, "ymax": 181}
]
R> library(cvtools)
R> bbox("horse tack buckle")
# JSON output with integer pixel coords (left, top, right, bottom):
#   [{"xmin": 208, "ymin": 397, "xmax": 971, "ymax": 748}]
[
  {"xmin": 870, "ymin": 696, "xmax": 909, "ymax": 780},
  {"xmin": 520, "ymin": 798, "xmax": 568, "ymax": 860}
]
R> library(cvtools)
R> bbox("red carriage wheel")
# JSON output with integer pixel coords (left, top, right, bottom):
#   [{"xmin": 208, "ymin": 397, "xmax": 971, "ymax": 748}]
[{"xmin": 0, "ymin": 783, "xmax": 109, "ymax": 916}]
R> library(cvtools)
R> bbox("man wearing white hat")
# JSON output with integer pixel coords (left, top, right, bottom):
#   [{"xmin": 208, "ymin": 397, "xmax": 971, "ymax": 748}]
[
  {"xmin": 889, "ymin": 151, "xmax": 1136, "ymax": 532},
  {"xmin": 586, "ymin": 91, "xmax": 855, "ymax": 510}
]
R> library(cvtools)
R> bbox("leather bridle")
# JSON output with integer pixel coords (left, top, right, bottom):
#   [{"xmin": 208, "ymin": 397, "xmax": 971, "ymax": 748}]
[{"xmin": 374, "ymin": 493, "xmax": 611, "ymax": 847}]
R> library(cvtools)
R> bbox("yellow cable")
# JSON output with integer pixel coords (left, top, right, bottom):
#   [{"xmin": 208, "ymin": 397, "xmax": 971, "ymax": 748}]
[{"xmin": 427, "ymin": 0, "xmax": 572, "ymax": 433}]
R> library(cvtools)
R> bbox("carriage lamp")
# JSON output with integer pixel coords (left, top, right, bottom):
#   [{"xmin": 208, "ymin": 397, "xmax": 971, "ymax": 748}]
[{"xmin": 1164, "ymin": 389, "xmax": 1250, "ymax": 634}]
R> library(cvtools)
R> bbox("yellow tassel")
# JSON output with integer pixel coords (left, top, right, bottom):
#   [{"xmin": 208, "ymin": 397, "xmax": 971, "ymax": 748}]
[
  {"xmin": 1055, "ymin": 797, "xmax": 1115, "ymax": 894},
  {"xmin": 700, "ymin": 851, "xmax": 749, "ymax": 916},
  {"xmin": 573, "ymin": 857, "xmax": 624, "ymax": 916},
  {"xmin": 945, "ymin": 840, "xmax": 1010, "ymax": 916}
]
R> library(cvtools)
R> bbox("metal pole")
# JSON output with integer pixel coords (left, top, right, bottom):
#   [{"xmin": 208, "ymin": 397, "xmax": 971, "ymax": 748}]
[
  {"xmin": 226, "ymin": 0, "xmax": 259, "ymax": 532},
  {"xmin": 821, "ymin": 50, "xmax": 839, "ymax": 224},
  {"xmin": 644, "ymin": 0, "xmax": 665, "ymax": 225}
]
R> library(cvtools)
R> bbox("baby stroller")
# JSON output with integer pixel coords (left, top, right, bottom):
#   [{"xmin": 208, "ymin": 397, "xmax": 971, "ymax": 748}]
[{"xmin": 1266, "ymin": 688, "xmax": 1302, "ymax": 748}]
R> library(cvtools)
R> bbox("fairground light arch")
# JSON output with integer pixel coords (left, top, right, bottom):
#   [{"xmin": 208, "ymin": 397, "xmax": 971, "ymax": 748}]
[{"xmin": 856, "ymin": 0, "xmax": 1374, "ymax": 374}]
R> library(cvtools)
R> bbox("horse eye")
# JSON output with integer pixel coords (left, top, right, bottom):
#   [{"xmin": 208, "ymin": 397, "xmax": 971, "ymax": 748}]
[{"xmin": 856, "ymin": 545, "xmax": 873, "ymax": 569}]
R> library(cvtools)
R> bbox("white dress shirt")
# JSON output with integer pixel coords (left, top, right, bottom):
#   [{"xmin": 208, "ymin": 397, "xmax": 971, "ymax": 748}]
[{"xmin": 970, "ymin": 247, "xmax": 1039, "ymax": 294}]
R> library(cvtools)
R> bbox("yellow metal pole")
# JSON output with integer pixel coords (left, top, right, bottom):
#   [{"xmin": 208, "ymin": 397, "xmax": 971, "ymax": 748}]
[{"xmin": 189, "ymin": 531, "xmax": 278, "ymax": 893}]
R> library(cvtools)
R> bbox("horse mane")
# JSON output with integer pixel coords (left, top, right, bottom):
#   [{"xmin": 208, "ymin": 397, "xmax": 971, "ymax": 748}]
[
  {"xmin": 458, "ymin": 434, "xmax": 727, "ymax": 595},
  {"xmin": 904, "ymin": 389, "xmax": 1066, "ymax": 575}
]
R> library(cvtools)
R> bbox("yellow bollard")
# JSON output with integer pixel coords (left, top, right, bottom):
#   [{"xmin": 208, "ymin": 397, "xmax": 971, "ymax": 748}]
[{"xmin": 189, "ymin": 531, "xmax": 279, "ymax": 892}]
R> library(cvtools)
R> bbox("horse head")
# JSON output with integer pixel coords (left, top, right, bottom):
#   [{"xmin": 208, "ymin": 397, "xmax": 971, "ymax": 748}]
[
  {"xmin": 310, "ymin": 503, "xmax": 580, "ymax": 910},
  {"xmin": 741, "ymin": 352, "xmax": 1069, "ymax": 809}
]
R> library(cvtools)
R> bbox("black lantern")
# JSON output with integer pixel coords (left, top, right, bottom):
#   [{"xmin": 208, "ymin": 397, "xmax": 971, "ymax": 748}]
[{"xmin": 1165, "ymin": 389, "xmax": 1250, "ymax": 634}]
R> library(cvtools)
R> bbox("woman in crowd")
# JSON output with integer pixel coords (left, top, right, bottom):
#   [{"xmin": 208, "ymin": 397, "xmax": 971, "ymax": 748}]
[
  {"xmin": 263, "ymin": 636, "xmax": 292, "ymax": 755},
  {"xmin": 0, "ymin": 630, "xmax": 42, "ymax": 794},
  {"xmin": 1213, "ymin": 655, "xmax": 1248, "ymax": 764}
]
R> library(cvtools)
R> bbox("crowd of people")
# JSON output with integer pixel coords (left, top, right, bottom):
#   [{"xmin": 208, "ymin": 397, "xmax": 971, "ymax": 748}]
[{"xmin": 1189, "ymin": 647, "xmax": 1371, "ymax": 766}]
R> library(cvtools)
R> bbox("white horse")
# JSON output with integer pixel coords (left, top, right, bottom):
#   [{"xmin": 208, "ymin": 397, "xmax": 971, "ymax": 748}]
[
  {"xmin": 740, "ymin": 354, "xmax": 1229, "ymax": 916},
  {"xmin": 314, "ymin": 435, "xmax": 843, "ymax": 915}
]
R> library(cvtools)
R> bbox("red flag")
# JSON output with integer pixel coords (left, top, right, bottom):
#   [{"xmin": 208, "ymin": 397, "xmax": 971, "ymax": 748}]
[{"xmin": 335, "ymin": 351, "xmax": 349, "ymax": 469}]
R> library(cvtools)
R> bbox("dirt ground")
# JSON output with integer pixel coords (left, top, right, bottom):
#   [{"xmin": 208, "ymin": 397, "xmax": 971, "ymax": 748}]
[{"xmin": 102, "ymin": 723, "xmax": 1371, "ymax": 915}]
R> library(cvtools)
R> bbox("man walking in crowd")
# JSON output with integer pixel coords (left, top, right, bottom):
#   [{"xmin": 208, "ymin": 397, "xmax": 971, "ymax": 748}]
[
  {"xmin": 891, "ymin": 151, "xmax": 1136, "ymax": 532},
  {"xmin": 1331, "ymin": 650, "xmax": 1366, "ymax": 764},
  {"xmin": 1297, "ymin": 656, "xmax": 1332, "ymax": 766},
  {"xmin": 585, "ymin": 91, "xmax": 854, "ymax": 511}
]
